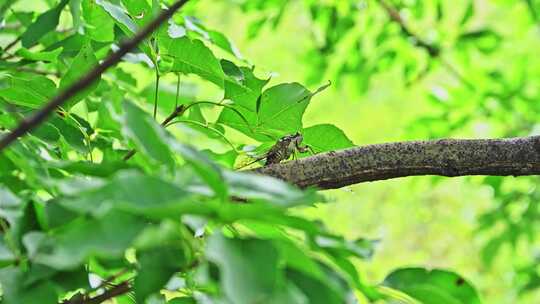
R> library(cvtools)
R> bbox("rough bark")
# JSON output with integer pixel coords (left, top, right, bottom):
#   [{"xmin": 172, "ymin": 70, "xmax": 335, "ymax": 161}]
[{"xmin": 250, "ymin": 136, "xmax": 540, "ymax": 189}]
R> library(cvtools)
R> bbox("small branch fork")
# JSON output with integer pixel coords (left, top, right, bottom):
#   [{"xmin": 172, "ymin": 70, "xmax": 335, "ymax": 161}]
[
  {"xmin": 0, "ymin": 0, "xmax": 191, "ymax": 152},
  {"xmin": 250, "ymin": 136, "xmax": 540, "ymax": 189}
]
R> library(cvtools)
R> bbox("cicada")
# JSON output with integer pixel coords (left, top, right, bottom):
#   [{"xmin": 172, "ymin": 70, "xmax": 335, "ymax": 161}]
[{"xmin": 236, "ymin": 132, "xmax": 314, "ymax": 169}]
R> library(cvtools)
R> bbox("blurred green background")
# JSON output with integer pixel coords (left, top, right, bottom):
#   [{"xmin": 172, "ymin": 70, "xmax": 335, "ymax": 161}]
[
  {"xmin": 4, "ymin": 0, "xmax": 536, "ymax": 302},
  {"xmin": 190, "ymin": 1, "xmax": 540, "ymax": 303}
]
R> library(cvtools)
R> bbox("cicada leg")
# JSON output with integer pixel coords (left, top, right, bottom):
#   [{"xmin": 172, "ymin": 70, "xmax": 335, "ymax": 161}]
[{"xmin": 297, "ymin": 144, "xmax": 315, "ymax": 155}]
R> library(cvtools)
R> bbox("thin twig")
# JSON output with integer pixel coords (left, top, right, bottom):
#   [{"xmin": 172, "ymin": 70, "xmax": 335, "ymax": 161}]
[
  {"xmin": 3, "ymin": 36, "xmax": 21, "ymax": 53},
  {"xmin": 175, "ymin": 73, "xmax": 181, "ymax": 109},
  {"xmin": 153, "ymin": 66, "xmax": 160, "ymax": 119},
  {"xmin": 90, "ymin": 268, "xmax": 132, "ymax": 292},
  {"xmin": 376, "ymin": 0, "xmax": 472, "ymax": 89},
  {"xmin": 63, "ymin": 280, "xmax": 131, "ymax": 304},
  {"xmin": 377, "ymin": 0, "xmax": 440, "ymax": 57},
  {"xmin": 0, "ymin": 0, "xmax": 191, "ymax": 152},
  {"xmin": 63, "ymin": 260, "xmax": 201, "ymax": 304},
  {"xmin": 1, "ymin": 51, "xmax": 16, "ymax": 61},
  {"xmin": 439, "ymin": 57, "xmax": 475, "ymax": 90}
]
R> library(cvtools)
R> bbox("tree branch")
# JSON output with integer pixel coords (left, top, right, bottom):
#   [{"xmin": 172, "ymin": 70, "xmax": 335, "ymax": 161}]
[
  {"xmin": 250, "ymin": 136, "xmax": 540, "ymax": 189},
  {"xmin": 62, "ymin": 280, "xmax": 131, "ymax": 304},
  {"xmin": 0, "ymin": 0, "xmax": 190, "ymax": 152}
]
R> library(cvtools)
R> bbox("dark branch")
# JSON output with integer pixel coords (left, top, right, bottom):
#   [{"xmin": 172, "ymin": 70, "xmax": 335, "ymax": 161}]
[
  {"xmin": 3, "ymin": 36, "xmax": 21, "ymax": 53},
  {"xmin": 0, "ymin": 0, "xmax": 190, "ymax": 152},
  {"xmin": 63, "ymin": 280, "xmax": 131, "ymax": 304},
  {"xmin": 250, "ymin": 136, "xmax": 540, "ymax": 189}
]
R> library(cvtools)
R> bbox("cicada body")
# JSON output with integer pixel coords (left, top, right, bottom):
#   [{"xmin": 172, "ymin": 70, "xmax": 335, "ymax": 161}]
[{"xmin": 236, "ymin": 132, "xmax": 313, "ymax": 169}]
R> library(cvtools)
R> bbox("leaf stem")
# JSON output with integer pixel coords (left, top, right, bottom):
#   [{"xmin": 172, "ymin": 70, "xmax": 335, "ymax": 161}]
[
  {"xmin": 153, "ymin": 66, "xmax": 160, "ymax": 119},
  {"xmin": 175, "ymin": 73, "xmax": 181, "ymax": 110}
]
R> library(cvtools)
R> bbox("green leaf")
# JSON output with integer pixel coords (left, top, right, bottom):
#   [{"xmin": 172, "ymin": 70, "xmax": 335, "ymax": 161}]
[
  {"xmin": 57, "ymin": 170, "xmax": 196, "ymax": 218},
  {"xmin": 121, "ymin": 0, "xmax": 150, "ymax": 16},
  {"xmin": 302, "ymin": 124, "xmax": 354, "ymax": 153},
  {"xmin": 217, "ymin": 105, "xmax": 259, "ymax": 139},
  {"xmin": 51, "ymin": 266, "xmax": 90, "ymax": 293},
  {"xmin": 206, "ymin": 233, "xmax": 281, "ymax": 303},
  {"xmin": 43, "ymin": 200, "xmax": 79, "ymax": 230},
  {"xmin": 170, "ymin": 142, "xmax": 228, "ymax": 200},
  {"xmin": 220, "ymin": 59, "xmax": 243, "ymax": 81},
  {"xmin": 20, "ymin": 0, "xmax": 69, "ymax": 47},
  {"xmin": 209, "ymin": 30, "xmax": 243, "ymax": 59},
  {"xmin": 24, "ymin": 210, "xmax": 146, "ymax": 270},
  {"xmin": 69, "ymin": 0, "xmax": 82, "ymax": 31},
  {"xmin": 49, "ymin": 117, "xmax": 87, "ymax": 152},
  {"xmin": 135, "ymin": 245, "xmax": 189, "ymax": 303},
  {"xmin": 256, "ymin": 82, "xmax": 311, "ymax": 135},
  {"xmin": 203, "ymin": 149, "xmax": 237, "ymax": 168},
  {"xmin": 274, "ymin": 239, "xmax": 325, "ymax": 280},
  {"xmin": 0, "ymin": 237, "xmax": 16, "ymax": 266},
  {"xmin": 16, "ymin": 47, "xmax": 63, "ymax": 63},
  {"xmin": 221, "ymin": 60, "xmax": 269, "ymax": 111},
  {"xmin": 122, "ymin": 101, "xmax": 175, "ymax": 168},
  {"xmin": 82, "ymin": 0, "xmax": 115, "ymax": 42},
  {"xmin": 121, "ymin": 0, "xmax": 156, "ymax": 27},
  {"xmin": 50, "ymin": 160, "xmax": 132, "ymax": 177},
  {"xmin": 457, "ymin": 29, "xmax": 502, "ymax": 54},
  {"xmin": 59, "ymin": 43, "xmax": 100, "ymax": 109},
  {"xmin": 11, "ymin": 11, "xmax": 35, "ymax": 26},
  {"xmin": 0, "ymin": 185, "xmax": 22, "ymax": 208},
  {"xmin": 0, "ymin": 0, "xmax": 19, "ymax": 23},
  {"xmin": 313, "ymin": 235, "xmax": 374, "ymax": 260},
  {"xmin": 286, "ymin": 269, "xmax": 344, "ymax": 304},
  {"xmin": 159, "ymin": 36, "xmax": 225, "ymax": 86},
  {"xmin": 95, "ymin": 0, "xmax": 155, "ymax": 59},
  {"xmin": 459, "ymin": 1, "xmax": 474, "ymax": 26},
  {"xmin": 223, "ymin": 171, "xmax": 321, "ymax": 207},
  {"xmin": 480, "ymin": 234, "xmax": 506, "ymax": 266},
  {"xmin": 44, "ymin": 33, "xmax": 109, "ymax": 58},
  {"xmin": 0, "ymin": 73, "xmax": 57, "ymax": 108},
  {"xmin": 96, "ymin": 0, "xmax": 137, "ymax": 33},
  {"xmin": 30, "ymin": 122, "xmax": 60, "ymax": 143},
  {"xmin": 219, "ymin": 82, "xmax": 328, "ymax": 140},
  {"xmin": 168, "ymin": 298, "xmax": 197, "ymax": 304},
  {"xmin": 0, "ymin": 266, "xmax": 58, "ymax": 304},
  {"xmin": 383, "ymin": 268, "xmax": 482, "ymax": 304}
]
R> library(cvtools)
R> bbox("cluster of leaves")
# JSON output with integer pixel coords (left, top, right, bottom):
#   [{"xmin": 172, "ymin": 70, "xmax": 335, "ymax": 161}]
[
  {"xmin": 0, "ymin": 0, "xmax": 485, "ymax": 303},
  {"xmin": 236, "ymin": 0, "xmax": 498, "ymax": 92},
  {"xmin": 236, "ymin": 0, "xmax": 540, "ymax": 299},
  {"xmin": 390, "ymin": 2, "xmax": 540, "ymax": 296}
]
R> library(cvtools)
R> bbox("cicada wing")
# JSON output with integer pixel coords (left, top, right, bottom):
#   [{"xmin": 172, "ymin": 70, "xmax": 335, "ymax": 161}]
[
  {"xmin": 234, "ymin": 153, "xmax": 267, "ymax": 169},
  {"xmin": 235, "ymin": 141, "xmax": 276, "ymax": 169}
]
